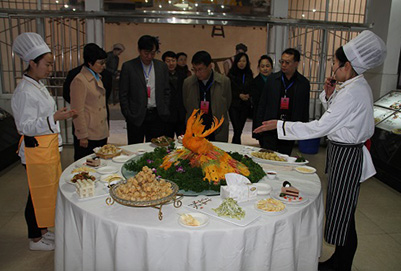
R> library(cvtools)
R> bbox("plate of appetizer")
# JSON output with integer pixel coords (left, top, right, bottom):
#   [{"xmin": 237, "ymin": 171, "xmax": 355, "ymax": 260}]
[
  {"xmin": 254, "ymin": 198, "xmax": 287, "ymax": 215},
  {"xmin": 178, "ymin": 213, "xmax": 209, "ymax": 228},
  {"xmin": 65, "ymin": 172, "xmax": 99, "ymax": 185},
  {"xmin": 294, "ymin": 166, "xmax": 316, "ymax": 174}
]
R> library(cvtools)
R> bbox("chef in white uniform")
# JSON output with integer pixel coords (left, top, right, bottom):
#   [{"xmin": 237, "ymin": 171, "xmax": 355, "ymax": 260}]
[
  {"xmin": 254, "ymin": 30, "xmax": 386, "ymax": 271},
  {"xmin": 11, "ymin": 32, "xmax": 76, "ymax": 251}
]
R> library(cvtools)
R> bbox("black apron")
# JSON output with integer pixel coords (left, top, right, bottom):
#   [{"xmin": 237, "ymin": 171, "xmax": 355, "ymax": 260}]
[{"xmin": 324, "ymin": 140, "xmax": 363, "ymax": 246}]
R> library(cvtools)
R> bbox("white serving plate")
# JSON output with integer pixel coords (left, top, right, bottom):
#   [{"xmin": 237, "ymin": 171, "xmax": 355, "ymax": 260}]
[
  {"xmin": 65, "ymin": 173, "xmax": 99, "ymax": 185},
  {"xmin": 272, "ymin": 191, "xmax": 309, "ymax": 205},
  {"xmin": 184, "ymin": 197, "xmax": 260, "ymax": 227},
  {"xmin": 250, "ymin": 153, "xmax": 309, "ymax": 166},
  {"xmin": 295, "ymin": 166, "xmax": 316, "ymax": 174},
  {"xmin": 254, "ymin": 201, "xmax": 287, "ymax": 216},
  {"xmin": 100, "ymin": 173, "xmax": 124, "ymax": 183},
  {"xmin": 112, "ymin": 155, "xmax": 131, "ymax": 163},
  {"xmin": 96, "ymin": 166, "xmax": 119, "ymax": 175},
  {"xmin": 178, "ymin": 213, "xmax": 209, "ymax": 228},
  {"xmin": 75, "ymin": 160, "xmax": 107, "ymax": 169}
]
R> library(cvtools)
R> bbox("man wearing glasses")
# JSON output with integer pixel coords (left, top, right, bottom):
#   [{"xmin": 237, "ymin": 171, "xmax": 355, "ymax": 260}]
[
  {"xmin": 256, "ymin": 48, "xmax": 310, "ymax": 155},
  {"xmin": 119, "ymin": 35, "xmax": 171, "ymax": 144},
  {"xmin": 183, "ymin": 51, "xmax": 232, "ymax": 141}
]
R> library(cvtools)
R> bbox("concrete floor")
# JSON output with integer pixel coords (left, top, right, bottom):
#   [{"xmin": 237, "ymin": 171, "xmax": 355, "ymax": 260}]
[{"xmin": 0, "ymin": 117, "xmax": 401, "ymax": 270}]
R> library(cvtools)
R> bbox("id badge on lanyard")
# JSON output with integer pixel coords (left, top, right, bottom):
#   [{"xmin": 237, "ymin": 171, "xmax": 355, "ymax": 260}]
[
  {"xmin": 142, "ymin": 62, "xmax": 153, "ymax": 98},
  {"xmin": 280, "ymin": 75, "xmax": 294, "ymax": 110},
  {"xmin": 201, "ymin": 80, "xmax": 213, "ymax": 114}
]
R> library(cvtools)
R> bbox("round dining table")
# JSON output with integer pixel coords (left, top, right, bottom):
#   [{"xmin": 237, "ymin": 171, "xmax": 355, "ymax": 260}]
[{"xmin": 55, "ymin": 142, "xmax": 324, "ymax": 271}]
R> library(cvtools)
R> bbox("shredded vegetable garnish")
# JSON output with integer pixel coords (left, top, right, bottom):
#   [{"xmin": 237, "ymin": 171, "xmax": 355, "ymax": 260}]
[{"xmin": 212, "ymin": 198, "xmax": 245, "ymax": 220}]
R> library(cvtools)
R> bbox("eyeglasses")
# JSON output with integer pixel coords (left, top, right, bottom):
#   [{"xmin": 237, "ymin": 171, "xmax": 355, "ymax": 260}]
[
  {"xmin": 279, "ymin": 59, "xmax": 294, "ymax": 65},
  {"xmin": 192, "ymin": 66, "xmax": 208, "ymax": 74}
]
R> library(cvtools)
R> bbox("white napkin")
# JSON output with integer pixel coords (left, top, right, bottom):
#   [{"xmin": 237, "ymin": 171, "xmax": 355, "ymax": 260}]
[{"xmin": 220, "ymin": 173, "xmax": 257, "ymax": 202}]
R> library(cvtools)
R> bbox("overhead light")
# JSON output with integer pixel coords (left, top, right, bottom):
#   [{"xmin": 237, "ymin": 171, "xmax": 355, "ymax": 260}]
[
  {"xmin": 168, "ymin": 0, "xmax": 171, "ymax": 3},
  {"xmin": 302, "ymin": 14, "xmax": 305, "ymax": 17},
  {"xmin": 174, "ymin": 3, "xmax": 189, "ymax": 9},
  {"xmin": 221, "ymin": 5, "xmax": 225, "ymax": 8},
  {"xmin": 312, "ymin": 9, "xmax": 316, "ymax": 12},
  {"xmin": 195, "ymin": 3, "xmax": 198, "ymax": 7},
  {"xmin": 159, "ymin": 4, "xmax": 162, "ymax": 8},
  {"xmin": 64, "ymin": 4, "xmax": 69, "ymax": 8}
]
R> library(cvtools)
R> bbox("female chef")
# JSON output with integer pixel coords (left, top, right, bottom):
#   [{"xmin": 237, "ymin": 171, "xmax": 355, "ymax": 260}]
[
  {"xmin": 254, "ymin": 30, "xmax": 386, "ymax": 271},
  {"xmin": 11, "ymin": 32, "xmax": 76, "ymax": 251}
]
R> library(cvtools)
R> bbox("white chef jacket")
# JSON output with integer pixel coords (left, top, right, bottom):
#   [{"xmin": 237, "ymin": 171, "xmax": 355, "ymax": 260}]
[
  {"xmin": 11, "ymin": 75, "xmax": 62, "ymax": 164},
  {"xmin": 277, "ymin": 75, "xmax": 376, "ymax": 182}
]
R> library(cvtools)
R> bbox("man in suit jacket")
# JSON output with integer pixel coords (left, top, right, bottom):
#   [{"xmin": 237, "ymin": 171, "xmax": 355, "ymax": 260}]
[
  {"xmin": 119, "ymin": 35, "xmax": 171, "ymax": 144},
  {"xmin": 256, "ymin": 48, "xmax": 310, "ymax": 155},
  {"xmin": 183, "ymin": 51, "xmax": 231, "ymax": 142}
]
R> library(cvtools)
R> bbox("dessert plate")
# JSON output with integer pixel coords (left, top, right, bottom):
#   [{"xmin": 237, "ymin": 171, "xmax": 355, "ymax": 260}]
[
  {"xmin": 178, "ymin": 213, "xmax": 209, "ymax": 228},
  {"xmin": 96, "ymin": 166, "xmax": 119, "ymax": 175},
  {"xmin": 273, "ymin": 191, "xmax": 309, "ymax": 205},
  {"xmin": 75, "ymin": 160, "xmax": 107, "ymax": 169},
  {"xmin": 295, "ymin": 166, "xmax": 316, "ymax": 174},
  {"xmin": 112, "ymin": 155, "xmax": 131, "ymax": 163}
]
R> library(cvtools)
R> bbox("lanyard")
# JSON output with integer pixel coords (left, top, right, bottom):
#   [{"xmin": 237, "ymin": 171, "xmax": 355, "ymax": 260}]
[
  {"xmin": 141, "ymin": 62, "xmax": 153, "ymax": 85},
  {"xmin": 281, "ymin": 74, "xmax": 294, "ymax": 97},
  {"xmin": 242, "ymin": 74, "xmax": 245, "ymax": 84},
  {"xmin": 203, "ymin": 80, "xmax": 214, "ymax": 101}
]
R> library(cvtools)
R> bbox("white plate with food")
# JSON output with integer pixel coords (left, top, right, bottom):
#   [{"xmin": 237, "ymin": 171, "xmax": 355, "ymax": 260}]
[
  {"xmin": 65, "ymin": 172, "xmax": 99, "ymax": 185},
  {"xmin": 96, "ymin": 166, "xmax": 119, "ymax": 175},
  {"xmin": 178, "ymin": 213, "xmax": 209, "ymax": 228},
  {"xmin": 254, "ymin": 198, "xmax": 287, "ymax": 215},
  {"xmin": 253, "ymin": 183, "xmax": 272, "ymax": 195},
  {"xmin": 71, "ymin": 166, "xmax": 97, "ymax": 174},
  {"xmin": 273, "ymin": 191, "xmax": 309, "ymax": 205},
  {"xmin": 75, "ymin": 160, "xmax": 107, "ymax": 169},
  {"xmin": 100, "ymin": 173, "xmax": 124, "ymax": 183},
  {"xmin": 112, "ymin": 155, "xmax": 131, "ymax": 163},
  {"xmin": 184, "ymin": 196, "xmax": 260, "ymax": 227},
  {"xmin": 295, "ymin": 166, "xmax": 316, "ymax": 174},
  {"xmin": 250, "ymin": 152, "xmax": 308, "ymax": 166}
]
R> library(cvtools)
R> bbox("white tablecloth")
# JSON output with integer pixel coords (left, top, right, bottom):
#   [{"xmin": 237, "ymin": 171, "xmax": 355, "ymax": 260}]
[{"xmin": 55, "ymin": 142, "xmax": 324, "ymax": 271}]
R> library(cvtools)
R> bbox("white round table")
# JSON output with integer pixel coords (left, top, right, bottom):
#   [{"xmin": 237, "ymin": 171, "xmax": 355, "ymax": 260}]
[{"xmin": 55, "ymin": 142, "xmax": 324, "ymax": 271}]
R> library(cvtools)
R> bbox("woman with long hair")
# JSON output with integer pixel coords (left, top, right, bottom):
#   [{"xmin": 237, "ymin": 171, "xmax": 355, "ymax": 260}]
[
  {"xmin": 251, "ymin": 55, "xmax": 273, "ymax": 146},
  {"xmin": 254, "ymin": 30, "xmax": 386, "ymax": 271},
  {"xmin": 12, "ymin": 32, "xmax": 76, "ymax": 250},
  {"xmin": 228, "ymin": 52, "xmax": 253, "ymax": 144}
]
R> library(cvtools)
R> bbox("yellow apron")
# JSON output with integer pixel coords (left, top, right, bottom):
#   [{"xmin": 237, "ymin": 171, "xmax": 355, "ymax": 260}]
[{"xmin": 21, "ymin": 134, "xmax": 62, "ymax": 228}]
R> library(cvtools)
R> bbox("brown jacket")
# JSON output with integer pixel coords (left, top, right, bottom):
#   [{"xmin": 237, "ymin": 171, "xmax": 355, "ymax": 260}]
[
  {"xmin": 70, "ymin": 66, "xmax": 109, "ymax": 140},
  {"xmin": 183, "ymin": 71, "xmax": 232, "ymax": 142}
]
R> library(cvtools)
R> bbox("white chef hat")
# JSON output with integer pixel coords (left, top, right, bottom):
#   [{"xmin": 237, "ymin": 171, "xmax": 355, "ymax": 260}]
[
  {"xmin": 112, "ymin": 43, "xmax": 125, "ymax": 51},
  {"xmin": 12, "ymin": 32, "xmax": 51, "ymax": 63},
  {"xmin": 343, "ymin": 30, "xmax": 387, "ymax": 75}
]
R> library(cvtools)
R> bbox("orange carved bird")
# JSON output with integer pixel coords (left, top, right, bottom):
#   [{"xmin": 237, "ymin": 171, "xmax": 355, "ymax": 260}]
[{"xmin": 161, "ymin": 109, "xmax": 250, "ymax": 184}]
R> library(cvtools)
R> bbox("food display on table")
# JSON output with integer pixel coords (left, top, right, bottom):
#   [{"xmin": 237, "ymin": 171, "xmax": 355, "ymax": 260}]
[
  {"xmin": 94, "ymin": 144, "xmax": 121, "ymax": 159},
  {"xmin": 251, "ymin": 151, "xmax": 286, "ymax": 161},
  {"xmin": 72, "ymin": 166, "xmax": 96, "ymax": 173},
  {"xmin": 275, "ymin": 181, "xmax": 307, "ymax": 204},
  {"xmin": 86, "ymin": 157, "xmax": 101, "ymax": 167},
  {"xmin": 280, "ymin": 181, "xmax": 299, "ymax": 197},
  {"xmin": 212, "ymin": 198, "xmax": 245, "ymax": 220},
  {"xmin": 123, "ymin": 109, "xmax": 266, "ymax": 194},
  {"xmin": 70, "ymin": 171, "xmax": 96, "ymax": 184},
  {"xmin": 114, "ymin": 166, "xmax": 173, "ymax": 202},
  {"xmin": 151, "ymin": 136, "xmax": 174, "ymax": 147},
  {"xmin": 101, "ymin": 173, "xmax": 124, "ymax": 183},
  {"xmin": 295, "ymin": 166, "xmax": 316, "ymax": 174},
  {"xmin": 75, "ymin": 179, "xmax": 95, "ymax": 198},
  {"xmin": 180, "ymin": 213, "xmax": 200, "ymax": 226},
  {"xmin": 255, "ymin": 198, "xmax": 286, "ymax": 212}
]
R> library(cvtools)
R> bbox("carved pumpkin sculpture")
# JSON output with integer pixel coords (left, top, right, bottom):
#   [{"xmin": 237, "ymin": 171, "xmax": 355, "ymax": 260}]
[{"xmin": 161, "ymin": 109, "xmax": 250, "ymax": 184}]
